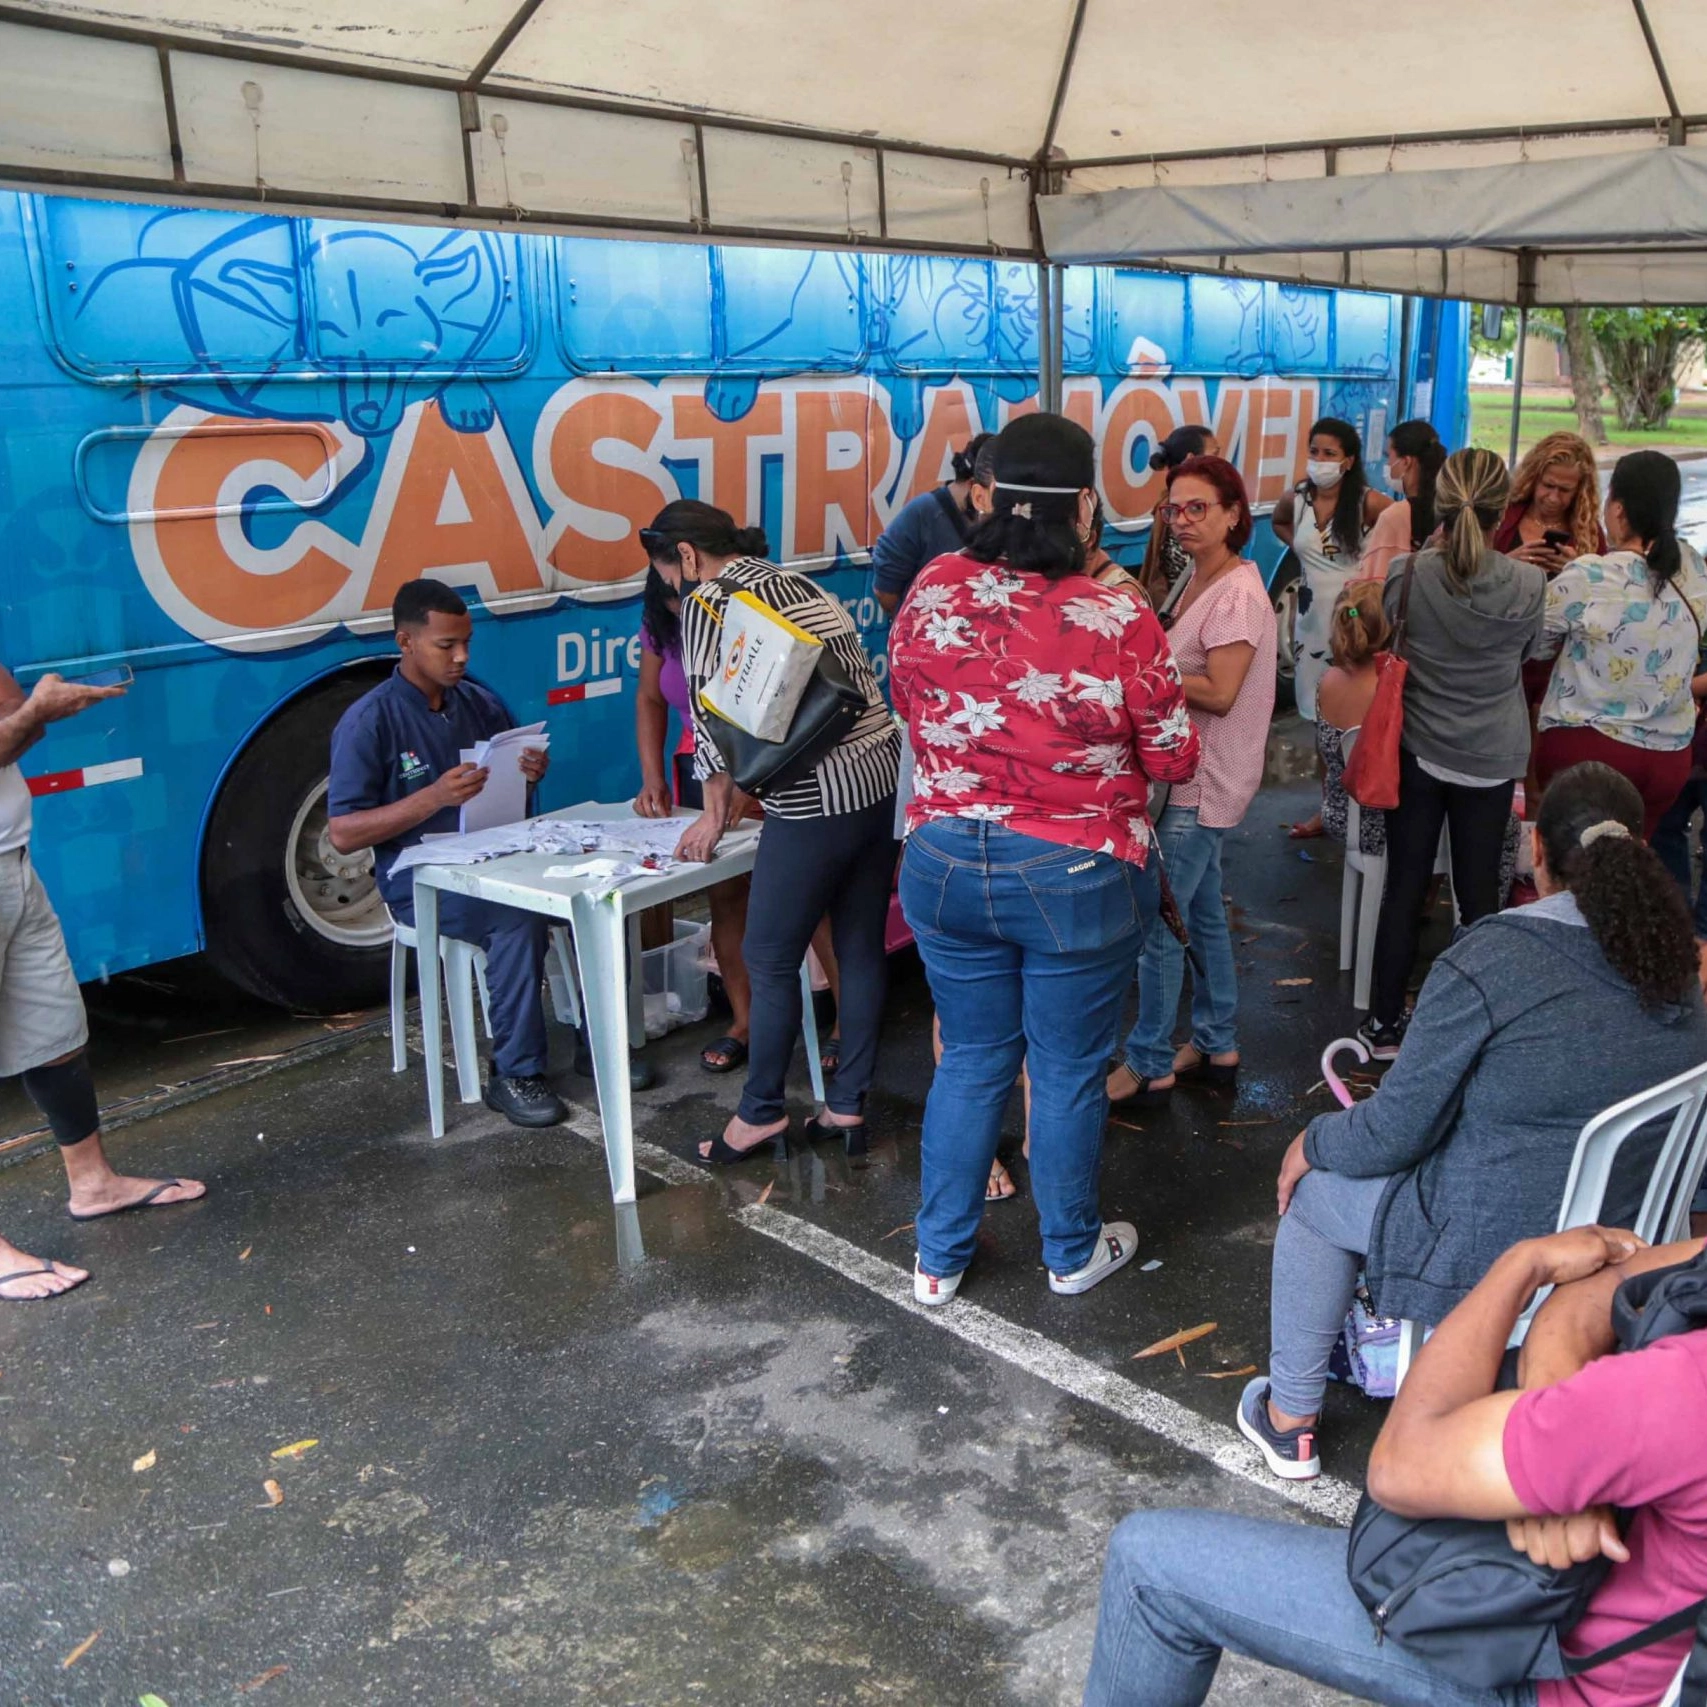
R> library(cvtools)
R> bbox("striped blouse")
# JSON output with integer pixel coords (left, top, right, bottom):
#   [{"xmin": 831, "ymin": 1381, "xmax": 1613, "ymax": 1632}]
[{"xmin": 681, "ymin": 558, "xmax": 900, "ymax": 820}]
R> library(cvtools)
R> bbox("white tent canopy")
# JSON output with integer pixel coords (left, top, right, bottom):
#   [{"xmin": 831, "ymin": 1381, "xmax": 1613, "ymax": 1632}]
[{"xmin": 0, "ymin": 0, "xmax": 1705, "ymax": 297}]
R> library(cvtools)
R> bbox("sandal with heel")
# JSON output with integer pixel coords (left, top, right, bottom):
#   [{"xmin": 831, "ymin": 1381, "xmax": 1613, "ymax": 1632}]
[
  {"xmin": 695, "ymin": 1128, "xmax": 791, "ymax": 1167},
  {"xmin": 804, "ymin": 1115, "xmax": 867, "ymax": 1158}
]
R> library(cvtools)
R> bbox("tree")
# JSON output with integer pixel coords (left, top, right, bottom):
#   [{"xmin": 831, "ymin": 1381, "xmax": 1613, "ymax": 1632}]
[
  {"xmin": 1561, "ymin": 307, "xmax": 1607, "ymax": 445},
  {"xmin": 1586, "ymin": 307, "xmax": 1707, "ymax": 431}
]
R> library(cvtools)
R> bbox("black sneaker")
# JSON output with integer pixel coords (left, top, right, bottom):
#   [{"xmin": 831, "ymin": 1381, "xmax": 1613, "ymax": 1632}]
[
  {"xmin": 484, "ymin": 1072, "xmax": 568, "ymax": 1129},
  {"xmin": 1236, "ymin": 1378, "xmax": 1320, "ymax": 1481},
  {"xmin": 573, "ymin": 1031, "xmax": 658, "ymax": 1091},
  {"xmin": 1355, "ymin": 1014, "xmax": 1408, "ymax": 1062}
]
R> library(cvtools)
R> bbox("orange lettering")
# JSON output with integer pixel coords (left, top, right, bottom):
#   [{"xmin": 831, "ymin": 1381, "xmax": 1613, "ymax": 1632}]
[
  {"xmin": 545, "ymin": 391, "xmax": 671, "ymax": 584},
  {"xmin": 1098, "ymin": 383, "xmax": 1179, "ymax": 523},
  {"xmin": 151, "ymin": 418, "xmax": 349, "ymax": 630},
  {"xmin": 368, "ymin": 404, "xmax": 540, "ymax": 612},
  {"xmin": 668, "ymin": 392, "xmax": 783, "ymax": 522},
  {"xmin": 905, "ymin": 386, "xmax": 981, "ymax": 501},
  {"xmin": 1180, "ymin": 380, "xmax": 1256, "ymax": 493},
  {"xmin": 792, "ymin": 389, "xmax": 893, "ymax": 558}
]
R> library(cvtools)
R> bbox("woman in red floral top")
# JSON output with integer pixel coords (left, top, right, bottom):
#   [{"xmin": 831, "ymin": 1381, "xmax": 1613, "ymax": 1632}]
[{"xmin": 891, "ymin": 414, "xmax": 1200, "ymax": 1307}]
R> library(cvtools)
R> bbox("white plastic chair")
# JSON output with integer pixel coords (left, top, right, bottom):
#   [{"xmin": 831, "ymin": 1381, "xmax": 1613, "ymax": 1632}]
[
  {"xmin": 1337, "ymin": 727, "xmax": 1453, "ymax": 1012},
  {"xmin": 1394, "ymin": 1060, "xmax": 1707, "ymax": 1387},
  {"xmin": 389, "ymin": 912, "xmax": 491, "ymax": 1105}
]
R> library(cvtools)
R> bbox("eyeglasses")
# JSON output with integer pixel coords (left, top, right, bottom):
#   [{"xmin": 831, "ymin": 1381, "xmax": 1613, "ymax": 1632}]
[{"xmin": 1156, "ymin": 499, "xmax": 1218, "ymax": 525}]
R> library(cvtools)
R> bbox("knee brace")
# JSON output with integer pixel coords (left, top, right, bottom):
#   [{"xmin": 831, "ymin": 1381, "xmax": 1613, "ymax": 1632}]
[{"xmin": 21, "ymin": 1053, "xmax": 100, "ymax": 1146}]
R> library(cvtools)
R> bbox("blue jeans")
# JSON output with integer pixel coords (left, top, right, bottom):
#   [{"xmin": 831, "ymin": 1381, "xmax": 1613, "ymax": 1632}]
[
  {"xmin": 1653, "ymin": 776, "xmax": 1707, "ymax": 938},
  {"xmin": 900, "ymin": 819, "xmax": 1156, "ymax": 1278},
  {"xmin": 390, "ymin": 890, "xmax": 549, "ymax": 1079},
  {"xmin": 1083, "ymin": 1509, "xmax": 1536, "ymax": 1707},
  {"xmin": 1123, "ymin": 806, "xmax": 1238, "ymax": 1079}
]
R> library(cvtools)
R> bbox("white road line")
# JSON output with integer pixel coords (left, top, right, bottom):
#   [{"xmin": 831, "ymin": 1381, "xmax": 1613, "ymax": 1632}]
[{"xmin": 597, "ymin": 1125, "xmax": 1361, "ymax": 1524}]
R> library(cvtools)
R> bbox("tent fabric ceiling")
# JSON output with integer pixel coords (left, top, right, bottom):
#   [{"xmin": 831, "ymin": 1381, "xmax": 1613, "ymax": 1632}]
[{"xmin": 0, "ymin": 0, "xmax": 1703, "ymax": 296}]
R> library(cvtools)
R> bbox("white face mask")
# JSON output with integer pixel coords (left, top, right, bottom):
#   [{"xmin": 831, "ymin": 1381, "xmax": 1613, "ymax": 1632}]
[{"xmin": 1307, "ymin": 459, "xmax": 1346, "ymax": 491}]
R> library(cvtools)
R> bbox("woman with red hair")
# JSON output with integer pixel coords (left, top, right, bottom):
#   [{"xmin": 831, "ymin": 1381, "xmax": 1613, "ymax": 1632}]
[{"xmin": 1108, "ymin": 456, "xmax": 1277, "ymax": 1108}]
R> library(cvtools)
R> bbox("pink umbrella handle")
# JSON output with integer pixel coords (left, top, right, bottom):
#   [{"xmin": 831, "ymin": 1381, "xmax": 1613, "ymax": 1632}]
[{"xmin": 1321, "ymin": 1037, "xmax": 1371, "ymax": 1109}]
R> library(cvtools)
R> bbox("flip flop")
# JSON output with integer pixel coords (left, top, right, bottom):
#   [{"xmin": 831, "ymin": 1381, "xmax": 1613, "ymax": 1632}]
[
  {"xmin": 68, "ymin": 1178, "xmax": 199, "ymax": 1222},
  {"xmin": 1287, "ymin": 820, "xmax": 1325, "ymax": 840},
  {"xmin": 699, "ymin": 1035, "xmax": 750, "ymax": 1074},
  {"xmin": 986, "ymin": 1160, "xmax": 1018, "ymax": 1202},
  {"xmin": 0, "ymin": 1261, "xmax": 88, "ymax": 1301},
  {"xmin": 819, "ymin": 1036, "xmax": 842, "ymax": 1077}
]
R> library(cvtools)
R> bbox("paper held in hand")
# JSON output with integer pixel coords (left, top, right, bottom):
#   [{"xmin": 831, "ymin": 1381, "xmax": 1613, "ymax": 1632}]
[
  {"xmin": 699, "ymin": 590, "xmax": 822, "ymax": 741},
  {"xmin": 459, "ymin": 722, "xmax": 548, "ymax": 834}
]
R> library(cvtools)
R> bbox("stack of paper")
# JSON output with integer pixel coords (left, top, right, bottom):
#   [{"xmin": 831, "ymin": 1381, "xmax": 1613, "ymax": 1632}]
[{"xmin": 459, "ymin": 722, "xmax": 548, "ymax": 834}]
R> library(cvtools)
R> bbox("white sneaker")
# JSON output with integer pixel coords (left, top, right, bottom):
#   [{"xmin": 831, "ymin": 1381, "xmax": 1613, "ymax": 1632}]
[
  {"xmin": 1049, "ymin": 1222, "xmax": 1139, "ymax": 1295},
  {"xmin": 914, "ymin": 1260, "xmax": 964, "ymax": 1307}
]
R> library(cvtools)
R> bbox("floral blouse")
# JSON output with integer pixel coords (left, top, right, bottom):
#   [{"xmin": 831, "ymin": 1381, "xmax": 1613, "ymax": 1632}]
[
  {"xmin": 888, "ymin": 553, "xmax": 1201, "ymax": 866},
  {"xmin": 1536, "ymin": 544, "xmax": 1707, "ymax": 752}
]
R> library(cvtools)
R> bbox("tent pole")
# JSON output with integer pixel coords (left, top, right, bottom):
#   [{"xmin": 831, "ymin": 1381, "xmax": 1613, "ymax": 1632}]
[
  {"xmin": 1044, "ymin": 262, "xmax": 1058, "ymax": 409},
  {"xmin": 1037, "ymin": 263, "xmax": 1055, "ymax": 410},
  {"xmin": 1507, "ymin": 303, "xmax": 1530, "ymax": 467}
]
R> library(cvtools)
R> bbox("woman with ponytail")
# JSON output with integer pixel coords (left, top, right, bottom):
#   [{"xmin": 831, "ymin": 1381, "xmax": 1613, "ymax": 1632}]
[
  {"xmin": 1359, "ymin": 419, "xmax": 1447, "ymax": 581},
  {"xmin": 646, "ymin": 499, "xmax": 901, "ymax": 1166},
  {"xmin": 1243, "ymin": 762, "xmax": 1706, "ymax": 1481},
  {"xmin": 1534, "ymin": 449, "xmax": 1707, "ymax": 837},
  {"xmin": 1360, "ymin": 447, "xmax": 1545, "ymax": 1057}
]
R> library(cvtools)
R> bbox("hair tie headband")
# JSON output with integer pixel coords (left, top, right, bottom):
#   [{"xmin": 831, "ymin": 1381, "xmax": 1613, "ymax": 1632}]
[
  {"xmin": 995, "ymin": 481, "xmax": 1085, "ymax": 494},
  {"xmin": 1579, "ymin": 820, "xmax": 1631, "ymax": 849},
  {"xmin": 1344, "ymin": 605, "xmax": 1359, "ymax": 619}
]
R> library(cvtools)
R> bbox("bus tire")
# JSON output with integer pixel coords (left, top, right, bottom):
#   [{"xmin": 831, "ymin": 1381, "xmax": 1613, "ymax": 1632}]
[
  {"xmin": 1269, "ymin": 548, "xmax": 1301, "ymax": 714},
  {"xmin": 200, "ymin": 671, "xmax": 393, "ymax": 1013}
]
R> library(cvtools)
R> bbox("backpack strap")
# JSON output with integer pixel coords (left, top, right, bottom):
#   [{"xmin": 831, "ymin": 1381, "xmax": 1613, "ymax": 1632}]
[
  {"xmin": 930, "ymin": 484, "xmax": 972, "ymax": 545},
  {"xmin": 1563, "ymin": 1597, "xmax": 1707, "ymax": 1676}
]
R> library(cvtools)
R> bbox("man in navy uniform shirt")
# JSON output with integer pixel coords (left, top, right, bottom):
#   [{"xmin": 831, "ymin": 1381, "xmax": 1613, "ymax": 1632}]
[{"xmin": 327, "ymin": 579, "xmax": 569, "ymax": 1127}]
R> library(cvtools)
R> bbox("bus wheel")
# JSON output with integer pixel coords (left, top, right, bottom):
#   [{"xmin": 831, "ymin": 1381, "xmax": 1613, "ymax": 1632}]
[
  {"xmin": 1269, "ymin": 548, "xmax": 1301, "ymax": 714},
  {"xmin": 201, "ymin": 673, "xmax": 393, "ymax": 1013}
]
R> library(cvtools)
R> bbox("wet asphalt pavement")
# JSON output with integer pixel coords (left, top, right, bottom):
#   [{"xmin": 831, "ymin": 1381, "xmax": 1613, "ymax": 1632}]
[{"xmin": 0, "ymin": 735, "xmax": 1463, "ymax": 1707}]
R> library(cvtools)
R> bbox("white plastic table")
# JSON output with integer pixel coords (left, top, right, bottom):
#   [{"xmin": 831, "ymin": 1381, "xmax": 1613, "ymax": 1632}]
[{"xmin": 410, "ymin": 802, "xmax": 824, "ymax": 1202}]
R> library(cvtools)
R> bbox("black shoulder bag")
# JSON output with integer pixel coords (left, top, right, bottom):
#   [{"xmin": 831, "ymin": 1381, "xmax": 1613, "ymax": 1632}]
[
  {"xmin": 689, "ymin": 586, "xmax": 865, "ymax": 799},
  {"xmin": 1346, "ymin": 1247, "xmax": 1707, "ymax": 1691}
]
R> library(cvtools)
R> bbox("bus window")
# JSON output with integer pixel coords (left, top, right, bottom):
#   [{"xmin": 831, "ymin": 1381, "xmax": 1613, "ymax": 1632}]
[
  {"xmin": 1331, "ymin": 289, "xmax": 1395, "ymax": 376},
  {"xmin": 556, "ymin": 238, "xmax": 714, "ymax": 373},
  {"xmin": 302, "ymin": 223, "xmax": 528, "ymax": 373},
  {"xmin": 1269, "ymin": 285, "xmax": 1333, "ymax": 374},
  {"xmin": 1185, "ymin": 276, "xmax": 1265, "ymax": 377},
  {"xmin": 32, "ymin": 198, "xmax": 300, "ymax": 377},
  {"xmin": 716, "ymin": 248, "xmax": 865, "ymax": 371},
  {"xmin": 995, "ymin": 262, "xmax": 1097, "ymax": 375},
  {"xmin": 1108, "ymin": 269, "xmax": 1187, "ymax": 373},
  {"xmin": 884, "ymin": 255, "xmax": 996, "ymax": 372}
]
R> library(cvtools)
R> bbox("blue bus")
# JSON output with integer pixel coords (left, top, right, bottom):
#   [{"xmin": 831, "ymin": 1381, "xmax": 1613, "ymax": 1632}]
[{"xmin": 0, "ymin": 192, "xmax": 1468, "ymax": 1010}]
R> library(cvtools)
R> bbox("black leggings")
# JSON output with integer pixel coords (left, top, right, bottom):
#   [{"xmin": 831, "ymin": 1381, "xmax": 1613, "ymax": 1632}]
[
  {"xmin": 1370, "ymin": 748, "xmax": 1515, "ymax": 1027},
  {"xmin": 739, "ymin": 797, "xmax": 898, "ymax": 1125}
]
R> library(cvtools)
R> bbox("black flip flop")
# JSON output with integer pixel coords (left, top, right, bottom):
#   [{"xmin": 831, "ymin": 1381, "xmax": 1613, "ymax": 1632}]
[
  {"xmin": 0, "ymin": 1262, "xmax": 87, "ymax": 1300},
  {"xmin": 1108, "ymin": 1072, "xmax": 1172, "ymax": 1110},
  {"xmin": 699, "ymin": 1035, "xmax": 750, "ymax": 1074},
  {"xmin": 1175, "ymin": 1053, "xmax": 1239, "ymax": 1089},
  {"xmin": 68, "ymin": 1179, "xmax": 195, "ymax": 1222},
  {"xmin": 819, "ymin": 1036, "xmax": 842, "ymax": 1077}
]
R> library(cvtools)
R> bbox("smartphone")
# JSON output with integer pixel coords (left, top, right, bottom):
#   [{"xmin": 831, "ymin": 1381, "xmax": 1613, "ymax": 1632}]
[
  {"xmin": 1542, "ymin": 529, "xmax": 1571, "ymax": 550},
  {"xmin": 69, "ymin": 665, "xmax": 134, "ymax": 689}
]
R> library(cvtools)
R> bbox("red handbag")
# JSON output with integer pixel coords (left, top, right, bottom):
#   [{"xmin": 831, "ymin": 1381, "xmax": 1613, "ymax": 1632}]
[{"xmin": 1342, "ymin": 558, "xmax": 1415, "ymax": 811}]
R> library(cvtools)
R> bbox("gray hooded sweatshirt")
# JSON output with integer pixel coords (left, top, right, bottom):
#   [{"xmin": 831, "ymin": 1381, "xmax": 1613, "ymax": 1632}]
[
  {"xmin": 1382, "ymin": 545, "xmax": 1546, "ymax": 780},
  {"xmin": 1303, "ymin": 892, "xmax": 1707, "ymax": 1325}
]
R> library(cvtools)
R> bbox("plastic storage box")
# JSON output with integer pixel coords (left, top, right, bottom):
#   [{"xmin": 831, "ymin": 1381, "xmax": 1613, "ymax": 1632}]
[{"xmin": 641, "ymin": 920, "xmax": 712, "ymax": 1039}]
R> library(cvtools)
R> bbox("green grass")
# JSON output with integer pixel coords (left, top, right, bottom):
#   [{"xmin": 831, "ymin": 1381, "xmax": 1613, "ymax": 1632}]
[{"xmin": 1470, "ymin": 387, "xmax": 1707, "ymax": 456}]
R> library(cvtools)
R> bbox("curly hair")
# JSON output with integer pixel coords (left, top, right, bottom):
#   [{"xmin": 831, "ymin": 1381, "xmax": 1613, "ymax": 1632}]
[
  {"xmin": 1327, "ymin": 578, "xmax": 1391, "ymax": 670},
  {"xmin": 1509, "ymin": 431, "xmax": 1602, "ymax": 558},
  {"xmin": 1537, "ymin": 762, "xmax": 1699, "ymax": 1010}
]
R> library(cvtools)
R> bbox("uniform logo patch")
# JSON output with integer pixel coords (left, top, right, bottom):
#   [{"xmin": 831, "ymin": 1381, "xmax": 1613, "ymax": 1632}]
[{"xmin": 399, "ymin": 750, "xmax": 431, "ymax": 783}]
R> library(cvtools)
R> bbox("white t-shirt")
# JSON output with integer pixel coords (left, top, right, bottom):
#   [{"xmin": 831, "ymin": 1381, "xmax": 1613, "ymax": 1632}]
[{"xmin": 0, "ymin": 764, "xmax": 32, "ymax": 855}]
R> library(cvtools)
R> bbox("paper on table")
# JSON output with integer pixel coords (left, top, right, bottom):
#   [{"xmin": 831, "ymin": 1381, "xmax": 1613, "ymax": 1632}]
[{"xmin": 458, "ymin": 723, "xmax": 548, "ymax": 834}]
